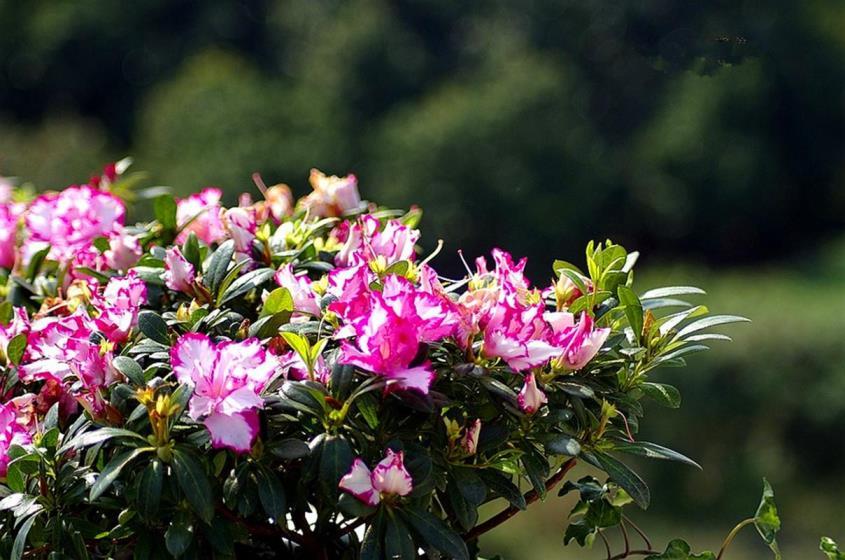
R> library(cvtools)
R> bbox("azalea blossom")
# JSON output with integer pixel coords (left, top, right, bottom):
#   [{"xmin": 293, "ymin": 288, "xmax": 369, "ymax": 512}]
[
  {"xmin": 334, "ymin": 215, "xmax": 420, "ymax": 267},
  {"xmin": 518, "ymin": 373, "xmax": 547, "ymax": 414},
  {"xmin": 170, "ymin": 333, "xmax": 280, "ymax": 453},
  {"xmin": 339, "ymin": 449, "xmax": 413, "ymax": 506},
  {"xmin": 164, "ymin": 247, "xmax": 196, "ymax": 294},
  {"xmin": 24, "ymin": 185, "xmax": 125, "ymax": 263},
  {"xmin": 93, "ymin": 272, "xmax": 147, "ymax": 344},
  {"xmin": 0, "ymin": 401, "xmax": 33, "ymax": 477},
  {"xmin": 175, "ymin": 188, "xmax": 227, "ymax": 245},
  {"xmin": 461, "ymin": 419, "xmax": 482, "ymax": 455},
  {"xmin": 105, "ymin": 230, "xmax": 142, "ymax": 271},
  {"xmin": 546, "ymin": 311, "xmax": 610, "ymax": 370},
  {"xmin": 301, "ymin": 169, "xmax": 361, "ymax": 218},
  {"xmin": 0, "ymin": 202, "xmax": 22, "ymax": 269},
  {"xmin": 263, "ymin": 183, "xmax": 294, "ymax": 222},
  {"xmin": 274, "ymin": 264, "xmax": 321, "ymax": 316},
  {"xmin": 224, "ymin": 206, "xmax": 257, "ymax": 255},
  {"xmin": 481, "ymin": 296, "xmax": 560, "ymax": 371}
]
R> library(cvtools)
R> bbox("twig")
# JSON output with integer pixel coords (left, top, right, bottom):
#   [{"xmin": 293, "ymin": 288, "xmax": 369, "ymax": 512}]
[
  {"xmin": 716, "ymin": 518, "xmax": 755, "ymax": 560},
  {"xmin": 607, "ymin": 549, "xmax": 660, "ymax": 560},
  {"xmin": 623, "ymin": 514, "xmax": 652, "ymax": 550},
  {"xmin": 599, "ymin": 530, "xmax": 613, "ymax": 560},
  {"xmin": 621, "ymin": 518, "xmax": 631, "ymax": 556},
  {"xmin": 463, "ymin": 458, "xmax": 577, "ymax": 541}
]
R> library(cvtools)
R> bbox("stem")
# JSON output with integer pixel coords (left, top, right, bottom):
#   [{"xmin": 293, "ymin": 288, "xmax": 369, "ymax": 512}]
[
  {"xmin": 716, "ymin": 518, "xmax": 755, "ymax": 560},
  {"xmin": 462, "ymin": 458, "xmax": 577, "ymax": 542},
  {"xmin": 607, "ymin": 550, "xmax": 660, "ymax": 560},
  {"xmin": 623, "ymin": 514, "xmax": 652, "ymax": 550}
]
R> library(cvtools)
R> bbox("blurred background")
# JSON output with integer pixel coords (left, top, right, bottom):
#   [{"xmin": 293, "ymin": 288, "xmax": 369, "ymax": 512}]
[{"xmin": 1, "ymin": 0, "xmax": 843, "ymax": 557}]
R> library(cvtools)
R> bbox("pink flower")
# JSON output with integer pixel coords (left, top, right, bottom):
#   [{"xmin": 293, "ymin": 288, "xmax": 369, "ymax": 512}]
[
  {"xmin": 518, "ymin": 373, "xmax": 547, "ymax": 415},
  {"xmin": 164, "ymin": 247, "xmax": 196, "ymax": 294},
  {"xmin": 94, "ymin": 272, "xmax": 147, "ymax": 344},
  {"xmin": 279, "ymin": 350, "xmax": 330, "ymax": 384},
  {"xmin": 25, "ymin": 185, "xmax": 125, "ymax": 263},
  {"xmin": 0, "ymin": 401, "xmax": 33, "ymax": 477},
  {"xmin": 0, "ymin": 202, "xmax": 22, "ymax": 269},
  {"xmin": 105, "ymin": 231, "xmax": 142, "ymax": 271},
  {"xmin": 175, "ymin": 188, "xmax": 226, "ymax": 245},
  {"xmin": 274, "ymin": 264, "xmax": 320, "ymax": 316},
  {"xmin": 461, "ymin": 419, "xmax": 482, "ymax": 455},
  {"xmin": 339, "ymin": 449, "xmax": 413, "ymax": 506},
  {"xmin": 481, "ymin": 296, "xmax": 559, "ymax": 372},
  {"xmin": 379, "ymin": 274, "xmax": 461, "ymax": 342},
  {"xmin": 334, "ymin": 216, "xmax": 420, "ymax": 267},
  {"xmin": 338, "ymin": 296, "xmax": 435, "ymax": 394},
  {"xmin": 224, "ymin": 207, "xmax": 256, "ymax": 255},
  {"xmin": 546, "ymin": 312, "xmax": 610, "ymax": 370},
  {"xmin": 301, "ymin": 169, "xmax": 361, "ymax": 218},
  {"xmin": 170, "ymin": 334, "xmax": 280, "ymax": 453}
]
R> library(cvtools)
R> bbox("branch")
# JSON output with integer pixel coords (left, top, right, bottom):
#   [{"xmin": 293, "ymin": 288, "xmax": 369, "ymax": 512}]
[{"xmin": 463, "ymin": 457, "xmax": 577, "ymax": 542}]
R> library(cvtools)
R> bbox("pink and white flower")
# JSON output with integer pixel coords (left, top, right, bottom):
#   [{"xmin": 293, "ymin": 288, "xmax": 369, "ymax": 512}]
[
  {"xmin": 481, "ymin": 296, "xmax": 559, "ymax": 372},
  {"xmin": 301, "ymin": 169, "xmax": 361, "ymax": 218},
  {"xmin": 339, "ymin": 449, "xmax": 413, "ymax": 506},
  {"xmin": 334, "ymin": 216, "xmax": 419, "ymax": 267},
  {"xmin": 0, "ymin": 202, "xmax": 22, "ymax": 269},
  {"xmin": 224, "ymin": 206, "xmax": 257, "ymax": 255},
  {"xmin": 0, "ymin": 401, "xmax": 33, "ymax": 477},
  {"xmin": 93, "ymin": 272, "xmax": 147, "ymax": 344},
  {"xmin": 104, "ymin": 230, "xmax": 142, "ymax": 271},
  {"xmin": 461, "ymin": 419, "xmax": 482, "ymax": 455},
  {"xmin": 164, "ymin": 247, "xmax": 196, "ymax": 294},
  {"xmin": 24, "ymin": 185, "xmax": 125, "ymax": 263},
  {"xmin": 170, "ymin": 334, "xmax": 280, "ymax": 453},
  {"xmin": 175, "ymin": 188, "xmax": 226, "ymax": 245},
  {"xmin": 274, "ymin": 264, "xmax": 320, "ymax": 316},
  {"xmin": 517, "ymin": 373, "xmax": 547, "ymax": 415},
  {"xmin": 546, "ymin": 312, "xmax": 610, "ymax": 370}
]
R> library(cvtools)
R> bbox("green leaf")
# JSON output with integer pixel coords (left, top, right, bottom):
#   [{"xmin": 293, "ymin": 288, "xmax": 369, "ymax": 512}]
[
  {"xmin": 11, "ymin": 512, "xmax": 37, "ymax": 560},
  {"xmin": 821, "ymin": 537, "xmax": 845, "ymax": 560},
  {"xmin": 477, "ymin": 470, "xmax": 526, "ymax": 510},
  {"xmin": 0, "ymin": 301, "xmax": 13, "ymax": 325},
  {"xmin": 205, "ymin": 240, "xmax": 235, "ymax": 295},
  {"xmin": 319, "ymin": 435, "xmax": 353, "ymax": 498},
  {"xmin": 612, "ymin": 441, "xmax": 700, "ymax": 469},
  {"xmin": 137, "ymin": 310, "xmax": 170, "ymax": 345},
  {"xmin": 25, "ymin": 246, "xmax": 50, "ymax": 282},
  {"xmin": 360, "ymin": 509, "xmax": 386, "ymax": 560},
  {"xmin": 6, "ymin": 333, "xmax": 27, "ymax": 366},
  {"xmin": 384, "ymin": 513, "xmax": 416, "ymax": 560},
  {"xmin": 261, "ymin": 287, "xmax": 294, "ymax": 317},
  {"xmin": 338, "ymin": 492, "xmax": 378, "ymax": 519},
  {"xmin": 90, "ymin": 448, "xmax": 149, "ymax": 501},
  {"xmin": 137, "ymin": 460, "xmax": 164, "ymax": 519},
  {"xmin": 182, "ymin": 232, "xmax": 201, "ymax": 269},
  {"xmin": 268, "ymin": 438, "xmax": 311, "ymax": 461},
  {"xmin": 356, "ymin": 393, "xmax": 380, "ymax": 430},
  {"xmin": 618, "ymin": 285, "xmax": 644, "ymax": 341},
  {"xmin": 754, "ymin": 478, "xmax": 782, "ymax": 559},
  {"xmin": 545, "ymin": 434, "xmax": 582, "ymax": 457},
  {"xmin": 218, "ymin": 267, "xmax": 276, "ymax": 304},
  {"xmin": 676, "ymin": 315, "xmax": 750, "ymax": 339},
  {"xmin": 256, "ymin": 465, "xmax": 287, "ymax": 521},
  {"xmin": 154, "ymin": 195, "xmax": 178, "ymax": 230},
  {"xmin": 113, "ymin": 356, "xmax": 145, "ymax": 386},
  {"xmin": 281, "ymin": 332, "xmax": 311, "ymax": 364},
  {"xmin": 640, "ymin": 382, "xmax": 682, "ymax": 408},
  {"xmin": 172, "ymin": 448, "xmax": 214, "ymax": 524},
  {"xmin": 640, "ymin": 286, "xmax": 706, "ymax": 299},
  {"xmin": 644, "ymin": 539, "xmax": 716, "ymax": 559},
  {"xmin": 59, "ymin": 427, "xmax": 147, "ymax": 453},
  {"xmin": 587, "ymin": 450, "xmax": 650, "ymax": 509},
  {"xmin": 401, "ymin": 507, "xmax": 469, "ymax": 560},
  {"xmin": 165, "ymin": 514, "xmax": 194, "ymax": 557}
]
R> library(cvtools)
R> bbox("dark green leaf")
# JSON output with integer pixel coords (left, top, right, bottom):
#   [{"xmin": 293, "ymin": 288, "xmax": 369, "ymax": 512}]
[
  {"xmin": 165, "ymin": 515, "xmax": 194, "ymax": 557},
  {"xmin": 137, "ymin": 460, "xmax": 164, "ymax": 519},
  {"xmin": 401, "ymin": 507, "xmax": 469, "ymax": 560},
  {"xmin": 25, "ymin": 246, "xmax": 50, "ymax": 282},
  {"xmin": 612, "ymin": 441, "xmax": 700, "ymax": 469},
  {"xmin": 172, "ymin": 448, "xmax": 214, "ymax": 524},
  {"xmin": 138, "ymin": 311, "xmax": 170, "ymax": 345},
  {"xmin": 268, "ymin": 438, "xmax": 311, "ymax": 461},
  {"xmin": 319, "ymin": 435, "xmax": 353, "ymax": 498},
  {"xmin": 478, "ymin": 470, "xmax": 526, "ymax": 510},
  {"xmin": 256, "ymin": 465, "xmax": 286, "ymax": 521},
  {"xmin": 618, "ymin": 285, "xmax": 644, "ymax": 341},
  {"xmin": 820, "ymin": 537, "xmax": 845, "ymax": 560},
  {"xmin": 218, "ymin": 267, "xmax": 276, "ymax": 304},
  {"xmin": 11, "ymin": 512, "xmax": 37, "ymax": 560},
  {"xmin": 59, "ymin": 427, "xmax": 147, "ymax": 453},
  {"xmin": 640, "ymin": 382, "xmax": 682, "ymax": 408},
  {"xmin": 205, "ymin": 240, "xmax": 234, "ymax": 295},
  {"xmin": 90, "ymin": 447, "xmax": 148, "ymax": 501},
  {"xmin": 360, "ymin": 510, "xmax": 386, "ymax": 560},
  {"xmin": 545, "ymin": 434, "xmax": 582, "ymax": 457},
  {"xmin": 384, "ymin": 513, "xmax": 416, "ymax": 560},
  {"xmin": 588, "ymin": 450, "xmax": 650, "ymax": 509},
  {"xmin": 113, "ymin": 356, "xmax": 145, "ymax": 386},
  {"xmin": 182, "ymin": 232, "xmax": 201, "ymax": 269}
]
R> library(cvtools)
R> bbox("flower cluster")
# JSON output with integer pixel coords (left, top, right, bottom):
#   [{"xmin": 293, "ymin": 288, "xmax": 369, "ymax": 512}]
[{"xmin": 0, "ymin": 163, "xmax": 745, "ymax": 560}]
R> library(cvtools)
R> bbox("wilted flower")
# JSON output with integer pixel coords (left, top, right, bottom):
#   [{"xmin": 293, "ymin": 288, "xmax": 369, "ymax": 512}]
[
  {"xmin": 170, "ymin": 333, "xmax": 280, "ymax": 453},
  {"xmin": 175, "ymin": 188, "xmax": 226, "ymax": 245},
  {"xmin": 339, "ymin": 449, "xmax": 413, "ymax": 506},
  {"xmin": 518, "ymin": 373, "xmax": 547, "ymax": 414}
]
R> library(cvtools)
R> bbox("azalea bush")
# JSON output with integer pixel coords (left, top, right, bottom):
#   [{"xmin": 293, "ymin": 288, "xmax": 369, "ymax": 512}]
[{"xmin": 0, "ymin": 161, "xmax": 823, "ymax": 559}]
